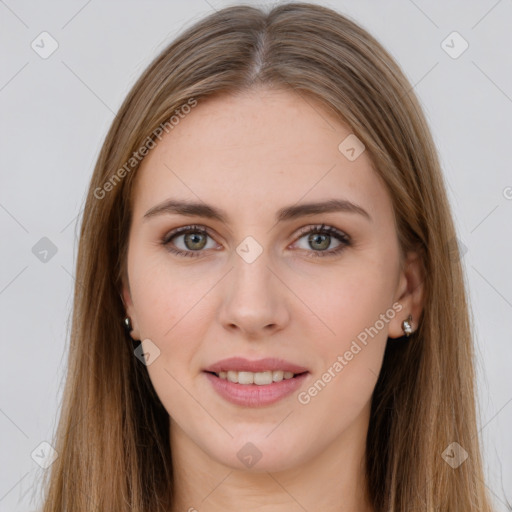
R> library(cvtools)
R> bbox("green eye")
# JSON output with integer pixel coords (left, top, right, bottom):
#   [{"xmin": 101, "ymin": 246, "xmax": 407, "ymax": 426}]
[{"xmin": 292, "ymin": 224, "xmax": 351, "ymax": 257}]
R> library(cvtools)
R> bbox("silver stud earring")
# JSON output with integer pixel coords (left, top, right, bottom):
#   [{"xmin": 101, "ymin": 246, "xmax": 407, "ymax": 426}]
[
  {"xmin": 402, "ymin": 314, "xmax": 413, "ymax": 337},
  {"xmin": 124, "ymin": 316, "xmax": 132, "ymax": 332}
]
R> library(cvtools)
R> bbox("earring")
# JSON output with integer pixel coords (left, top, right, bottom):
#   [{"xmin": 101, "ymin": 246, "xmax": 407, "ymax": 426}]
[
  {"xmin": 402, "ymin": 314, "xmax": 413, "ymax": 337},
  {"xmin": 124, "ymin": 316, "xmax": 132, "ymax": 332}
]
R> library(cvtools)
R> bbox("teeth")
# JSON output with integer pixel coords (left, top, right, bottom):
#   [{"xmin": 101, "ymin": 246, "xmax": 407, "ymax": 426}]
[
  {"xmin": 216, "ymin": 370, "xmax": 298, "ymax": 385},
  {"xmin": 272, "ymin": 370, "xmax": 284, "ymax": 382}
]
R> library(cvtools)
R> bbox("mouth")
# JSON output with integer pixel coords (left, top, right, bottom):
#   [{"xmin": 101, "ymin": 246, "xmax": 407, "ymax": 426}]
[
  {"xmin": 204, "ymin": 369, "xmax": 308, "ymax": 385},
  {"xmin": 202, "ymin": 357, "xmax": 310, "ymax": 406},
  {"xmin": 203, "ymin": 369, "xmax": 310, "ymax": 407}
]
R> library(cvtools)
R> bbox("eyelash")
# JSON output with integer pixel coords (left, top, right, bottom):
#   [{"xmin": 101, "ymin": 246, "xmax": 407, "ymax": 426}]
[{"xmin": 160, "ymin": 223, "xmax": 351, "ymax": 259}]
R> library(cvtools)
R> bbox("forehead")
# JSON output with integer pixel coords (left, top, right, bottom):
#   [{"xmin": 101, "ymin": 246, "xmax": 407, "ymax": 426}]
[{"xmin": 131, "ymin": 87, "xmax": 390, "ymax": 223}]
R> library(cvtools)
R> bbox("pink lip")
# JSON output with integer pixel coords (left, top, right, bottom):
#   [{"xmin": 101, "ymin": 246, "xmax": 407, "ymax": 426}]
[
  {"xmin": 204, "ymin": 372, "xmax": 309, "ymax": 407},
  {"xmin": 203, "ymin": 357, "xmax": 309, "ymax": 374}
]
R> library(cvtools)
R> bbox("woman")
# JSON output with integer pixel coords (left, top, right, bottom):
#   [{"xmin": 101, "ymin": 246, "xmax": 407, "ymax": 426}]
[{"xmin": 40, "ymin": 3, "xmax": 496, "ymax": 511}]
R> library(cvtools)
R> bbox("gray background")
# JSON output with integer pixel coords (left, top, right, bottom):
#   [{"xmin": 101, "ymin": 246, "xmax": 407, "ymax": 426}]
[{"xmin": 0, "ymin": 0, "xmax": 511, "ymax": 510}]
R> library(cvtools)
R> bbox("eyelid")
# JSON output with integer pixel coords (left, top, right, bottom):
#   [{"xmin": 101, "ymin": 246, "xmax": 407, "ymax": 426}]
[
  {"xmin": 162, "ymin": 224, "xmax": 214, "ymax": 243},
  {"xmin": 291, "ymin": 223, "xmax": 350, "ymax": 242}
]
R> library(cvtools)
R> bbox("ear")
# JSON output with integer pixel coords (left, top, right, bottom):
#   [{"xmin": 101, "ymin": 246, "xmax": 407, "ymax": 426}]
[
  {"xmin": 121, "ymin": 277, "xmax": 141, "ymax": 340},
  {"xmin": 388, "ymin": 250, "xmax": 424, "ymax": 339}
]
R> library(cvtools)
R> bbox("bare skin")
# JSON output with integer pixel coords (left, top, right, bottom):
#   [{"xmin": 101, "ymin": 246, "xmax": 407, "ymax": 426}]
[{"xmin": 122, "ymin": 86, "xmax": 424, "ymax": 512}]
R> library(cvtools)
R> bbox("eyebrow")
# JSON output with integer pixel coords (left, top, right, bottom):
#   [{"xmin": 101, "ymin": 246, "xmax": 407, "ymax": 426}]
[{"xmin": 143, "ymin": 198, "xmax": 371, "ymax": 223}]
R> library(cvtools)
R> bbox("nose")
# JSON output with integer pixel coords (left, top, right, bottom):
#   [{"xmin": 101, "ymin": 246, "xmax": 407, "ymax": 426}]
[{"xmin": 217, "ymin": 248, "xmax": 290, "ymax": 338}]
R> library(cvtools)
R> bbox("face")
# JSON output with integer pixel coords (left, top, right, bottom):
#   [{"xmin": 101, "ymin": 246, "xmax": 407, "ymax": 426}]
[{"xmin": 122, "ymin": 87, "xmax": 421, "ymax": 472}]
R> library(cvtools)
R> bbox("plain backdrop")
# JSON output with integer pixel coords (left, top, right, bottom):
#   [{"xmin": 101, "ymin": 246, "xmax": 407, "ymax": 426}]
[{"xmin": 0, "ymin": 1, "xmax": 511, "ymax": 510}]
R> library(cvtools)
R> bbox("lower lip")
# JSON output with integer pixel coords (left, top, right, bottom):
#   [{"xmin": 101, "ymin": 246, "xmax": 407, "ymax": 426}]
[{"xmin": 204, "ymin": 372, "xmax": 309, "ymax": 407}]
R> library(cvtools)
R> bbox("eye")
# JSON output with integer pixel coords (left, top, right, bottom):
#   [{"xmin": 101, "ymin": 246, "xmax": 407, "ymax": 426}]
[
  {"xmin": 161, "ymin": 224, "xmax": 219, "ymax": 258},
  {"xmin": 291, "ymin": 224, "xmax": 351, "ymax": 258}
]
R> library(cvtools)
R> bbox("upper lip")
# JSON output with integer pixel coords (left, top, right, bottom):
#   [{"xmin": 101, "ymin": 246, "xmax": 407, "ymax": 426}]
[{"xmin": 204, "ymin": 357, "xmax": 309, "ymax": 374}]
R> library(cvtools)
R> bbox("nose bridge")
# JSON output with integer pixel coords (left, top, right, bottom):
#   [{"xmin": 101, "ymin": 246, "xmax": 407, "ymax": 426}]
[
  {"xmin": 218, "ymin": 237, "xmax": 289, "ymax": 334},
  {"xmin": 230, "ymin": 240, "xmax": 274, "ymax": 303}
]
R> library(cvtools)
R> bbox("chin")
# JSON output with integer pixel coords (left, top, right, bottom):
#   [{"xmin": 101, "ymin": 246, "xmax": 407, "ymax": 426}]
[{"xmin": 209, "ymin": 433, "xmax": 309, "ymax": 473}]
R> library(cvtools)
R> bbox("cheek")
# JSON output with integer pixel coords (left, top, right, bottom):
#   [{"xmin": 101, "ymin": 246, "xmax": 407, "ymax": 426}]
[
  {"xmin": 294, "ymin": 254, "xmax": 398, "ymax": 349},
  {"xmin": 292, "ymin": 250, "xmax": 398, "ymax": 408},
  {"xmin": 128, "ymin": 250, "xmax": 206, "ymax": 386},
  {"xmin": 129, "ymin": 245, "xmax": 207, "ymax": 338},
  {"xmin": 129, "ymin": 256, "xmax": 210, "ymax": 421}
]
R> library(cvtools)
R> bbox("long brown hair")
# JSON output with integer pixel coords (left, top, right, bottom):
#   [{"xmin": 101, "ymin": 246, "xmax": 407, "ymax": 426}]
[{"xmin": 39, "ymin": 3, "xmax": 496, "ymax": 510}]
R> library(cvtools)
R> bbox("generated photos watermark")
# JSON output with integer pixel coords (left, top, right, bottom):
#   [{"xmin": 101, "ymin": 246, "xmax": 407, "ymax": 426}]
[
  {"xmin": 297, "ymin": 301, "xmax": 404, "ymax": 405},
  {"xmin": 94, "ymin": 97, "xmax": 198, "ymax": 200}
]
